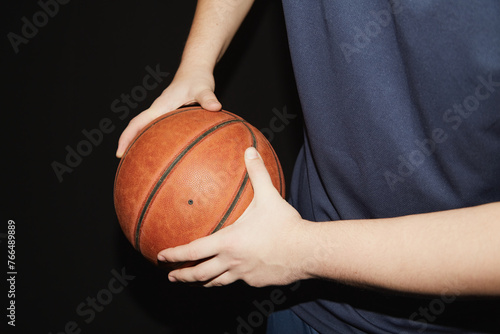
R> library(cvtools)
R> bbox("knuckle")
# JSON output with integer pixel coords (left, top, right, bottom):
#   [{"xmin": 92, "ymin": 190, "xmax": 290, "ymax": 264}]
[
  {"xmin": 192, "ymin": 270, "xmax": 209, "ymax": 282},
  {"xmin": 245, "ymin": 276, "xmax": 263, "ymax": 288},
  {"xmin": 221, "ymin": 239, "xmax": 239, "ymax": 255},
  {"xmin": 197, "ymin": 90, "xmax": 213, "ymax": 101},
  {"xmin": 212, "ymin": 275, "xmax": 230, "ymax": 287},
  {"xmin": 186, "ymin": 247, "xmax": 199, "ymax": 261}
]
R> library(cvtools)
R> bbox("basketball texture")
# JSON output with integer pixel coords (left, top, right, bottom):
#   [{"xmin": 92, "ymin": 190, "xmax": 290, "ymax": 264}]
[{"xmin": 114, "ymin": 106, "xmax": 285, "ymax": 264}]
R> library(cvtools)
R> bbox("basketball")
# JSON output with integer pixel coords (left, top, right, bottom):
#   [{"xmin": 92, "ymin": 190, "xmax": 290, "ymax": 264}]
[{"xmin": 114, "ymin": 106, "xmax": 285, "ymax": 265}]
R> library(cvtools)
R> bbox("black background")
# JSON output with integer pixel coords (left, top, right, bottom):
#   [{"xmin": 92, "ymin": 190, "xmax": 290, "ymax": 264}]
[{"xmin": 2, "ymin": 0, "xmax": 304, "ymax": 333}]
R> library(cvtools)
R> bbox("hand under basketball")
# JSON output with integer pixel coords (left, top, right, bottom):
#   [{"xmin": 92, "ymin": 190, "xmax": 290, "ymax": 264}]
[
  {"xmin": 116, "ymin": 68, "xmax": 221, "ymax": 158},
  {"xmin": 157, "ymin": 147, "xmax": 311, "ymax": 288}
]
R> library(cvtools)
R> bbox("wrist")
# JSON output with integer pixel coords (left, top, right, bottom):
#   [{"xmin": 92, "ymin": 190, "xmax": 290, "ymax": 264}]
[
  {"xmin": 295, "ymin": 219, "xmax": 357, "ymax": 283},
  {"xmin": 177, "ymin": 55, "xmax": 216, "ymax": 75},
  {"xmin": 173, "ymin": 63, "xmax": 215, "ymax": 85},
  {"xmin": 291, "ymin": 219, "xmax": 335, "ymax": 281}
]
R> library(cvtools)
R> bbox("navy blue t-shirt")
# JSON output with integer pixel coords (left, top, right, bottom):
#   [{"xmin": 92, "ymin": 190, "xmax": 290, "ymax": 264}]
[{"xmin": 281, "ymin": 0, "xmax": 500, "ymax": 333}]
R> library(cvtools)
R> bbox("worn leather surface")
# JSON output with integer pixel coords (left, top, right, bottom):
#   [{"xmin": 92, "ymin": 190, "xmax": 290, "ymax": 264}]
[{"xmin": 114, "ymin": 106, "xmax": 285, "ymax": 264}]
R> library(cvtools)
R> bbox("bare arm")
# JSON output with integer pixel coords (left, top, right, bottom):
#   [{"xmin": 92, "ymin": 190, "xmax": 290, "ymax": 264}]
[
  {"xmin": 302, "ymin": 202, "xmax": 500, "ymax": 295},
  {"xmin": 116, "ymin": 0, "xmax": 254, "ymax": 157},
  {"xmin": 180, "ymin": 0, "xmax": 255, "ymax": 73},
  {"xmin": 159, "ymin": 148, "xmax": 500, "ymax": 296}
]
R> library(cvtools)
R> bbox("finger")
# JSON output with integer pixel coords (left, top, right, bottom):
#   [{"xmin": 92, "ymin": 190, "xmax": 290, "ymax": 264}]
[
  {"xmin": 195, "ymin": 89, "xmax": 222, "ymax": 111},
  {"xmin": 158, "ymin": 233, "xmax": 221, "ymax": 263},
  {"xmin": 116, "ymin": 111, "xmax": 159, "ymax": 158},
  {"xmin": 244, "ymin": 147, "xmax": 276, "ymax": 196},
  {"xmin": 168, "ymin": 257, "xmax": 228, "ymax": 284},
  {"xmin": 203, "ymin": 271, "xmax": 237, "ymax": 288}
]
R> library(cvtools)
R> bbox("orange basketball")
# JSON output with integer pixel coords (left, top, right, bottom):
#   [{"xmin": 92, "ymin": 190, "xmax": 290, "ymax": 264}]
[{"xmin": 114, "ymin": 106, "xmax": 285, "ymax": 264}]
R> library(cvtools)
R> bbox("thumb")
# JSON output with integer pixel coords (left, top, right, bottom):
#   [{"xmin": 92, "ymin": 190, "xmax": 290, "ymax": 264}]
[
  {"xmin": 244, "ymin": 147, "xmax": 275, "ymax": 197},
  {"xmin": 196, "ymin": 89, "xmax": 222, "ymax": 111}
]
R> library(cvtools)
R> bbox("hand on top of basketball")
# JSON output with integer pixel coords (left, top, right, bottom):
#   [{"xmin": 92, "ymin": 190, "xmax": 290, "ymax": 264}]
[
  {"xmin": 116, "ymin": 68, "xmax": 221, "ymax": 158},
  {"xmin": 157, "ymin": 147, "xmax": 310, "ymax": 288}
]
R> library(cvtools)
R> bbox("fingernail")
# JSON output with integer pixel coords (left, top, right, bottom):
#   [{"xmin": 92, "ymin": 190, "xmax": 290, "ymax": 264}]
[
  {"xmin": 245, "ymin": 147, "xmax": 259, "ymax": 160},
  {"xmin": 157, "ymin": 254, "xmax": 166, "ymax": 262},
  {"xmin": 169, "ymin": 274, "xmax": 177, "ymax": 282}
]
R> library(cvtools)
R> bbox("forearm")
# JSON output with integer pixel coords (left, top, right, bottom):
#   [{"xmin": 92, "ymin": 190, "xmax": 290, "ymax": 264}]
[
  {"xmin": 301, "ymin": 202, "xmax": 500, "ymax": 295},
  {"xmin": 178, "ymin": 0, "xmax": 254, "ymax": 73}
]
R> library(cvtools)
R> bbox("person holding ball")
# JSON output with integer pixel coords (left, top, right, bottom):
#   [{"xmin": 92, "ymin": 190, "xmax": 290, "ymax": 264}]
[{"xmin": 116, "ymin": 1, "xmax": 500, "ymax": 333}]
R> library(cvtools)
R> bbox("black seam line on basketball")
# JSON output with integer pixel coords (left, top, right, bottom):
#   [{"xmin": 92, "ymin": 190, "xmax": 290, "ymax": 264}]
[
  {"xmin": 242, "ymin": 121, "xmax": 283, "ymax": 195},
  {"xmin": 243, "ymin": 122, "xmax": 283, "ymax": 195},
  {"xmin": 118, "ymin": 107, "xmax": 198, "ymax": 165},
  {"xmin": 134, "ymin": 118, "xmax": 247, "ymax": 251},
  {"xmin": 210, "ymin": 121, "xmax": 257, "ymax": 234},
  {"xmin": 240, "ymin": 121, "xmax": 257, "ymax": 147},
  {"xmin": 210, "ymin": 172, "xmax": 249, "ymax": 234},
  {"xmin": 267, "ymin": 141, "xmax": 283, "ymax": 195},
  {"xmin": 114, "ymin": 107, "xmax": 197, "ymax": 190},
  {"xmin": 220, "ymin": 110, "xmax": 240, "ymax": 120}
]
